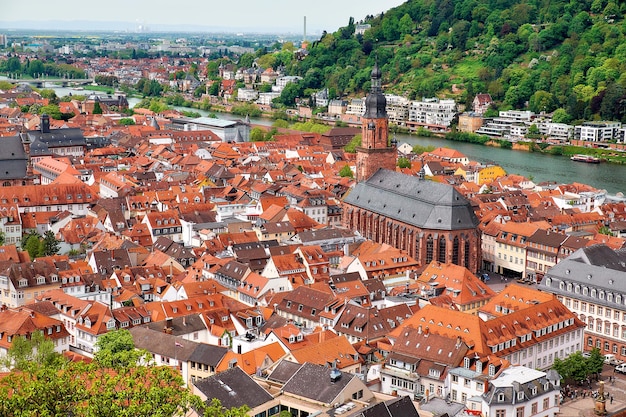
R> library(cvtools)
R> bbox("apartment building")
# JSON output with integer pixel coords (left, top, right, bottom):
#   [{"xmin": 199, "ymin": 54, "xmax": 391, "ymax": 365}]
[
  {"xmin": 408, "ymin": 98, "xmax": 457, "ymax": 128},
  {"xmin": 540, "ymin": 244, "xmax": 626, "ymax": 362},
  {"xmin": 574, "ymin": 121, "xmax": 621, "ymax": 142}
]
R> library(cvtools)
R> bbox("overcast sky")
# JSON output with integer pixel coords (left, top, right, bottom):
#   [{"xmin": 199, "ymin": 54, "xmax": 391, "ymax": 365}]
[{"xmin": 2, "ymin": 0, "xmax": 407, "ymax": 33}]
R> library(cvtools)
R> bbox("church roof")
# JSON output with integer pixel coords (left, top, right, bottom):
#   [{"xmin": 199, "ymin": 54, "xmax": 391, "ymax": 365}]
[
  {"xmin": 343, "ymin": 169, "xmax": 479, "ymax": 230},
  {"xmin": 0, "ymin": 136, "xmax": 28, "ymax": 180}
]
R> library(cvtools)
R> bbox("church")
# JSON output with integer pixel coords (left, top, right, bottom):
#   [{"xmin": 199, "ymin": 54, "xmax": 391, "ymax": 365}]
[{"xmin": 342, "ymin": 63, "xmax": 481, "ymax": 273}]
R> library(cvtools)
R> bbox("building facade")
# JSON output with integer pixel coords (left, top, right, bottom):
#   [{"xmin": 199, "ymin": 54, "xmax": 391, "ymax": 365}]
[{"xmin": 540, "ymin": 244, "xmax": 626, "ymax": 362}]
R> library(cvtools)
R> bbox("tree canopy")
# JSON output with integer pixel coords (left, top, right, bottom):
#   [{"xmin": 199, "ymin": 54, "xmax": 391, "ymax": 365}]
[{"xmin": 0, "ymin": 329, "xmax": 247, "ymax": 417}]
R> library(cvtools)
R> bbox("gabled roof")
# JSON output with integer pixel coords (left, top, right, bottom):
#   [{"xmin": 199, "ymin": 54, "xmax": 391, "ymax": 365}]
[
  {"xmin": 193, "ymin": 367, "xmax": 273, "ymax": 410},
  {"xmin": 282, "ymin": 362, "xmax": 358, "ymax": 405}
]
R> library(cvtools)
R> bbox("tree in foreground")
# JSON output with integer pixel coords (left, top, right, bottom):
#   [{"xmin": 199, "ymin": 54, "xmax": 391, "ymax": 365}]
[{"xmin": 0, "ymin": 329, "xmax": 252, "ymax": 417}]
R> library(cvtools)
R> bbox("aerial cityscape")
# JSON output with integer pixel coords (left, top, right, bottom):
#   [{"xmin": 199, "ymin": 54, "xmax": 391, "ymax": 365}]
[{"xmin": 2, "ymin": 0, "xmax": 626, "ymax": 416}]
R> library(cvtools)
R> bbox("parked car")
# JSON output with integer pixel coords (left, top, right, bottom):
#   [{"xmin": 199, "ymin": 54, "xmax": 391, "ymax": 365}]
[
  {"xmin": 582, "ymin": 352, "xmax": 591, "ymax": 358},
  {"xmin": 481, "ymin": 273, "xmax": 490, "ymax": 282},
  {"xmin": 616, "ymin": 363, "xmax": 626, "ymax": 374},
  {"xmin": 604, "ymin": 354, "xmax": 624, "ymax": 366}
]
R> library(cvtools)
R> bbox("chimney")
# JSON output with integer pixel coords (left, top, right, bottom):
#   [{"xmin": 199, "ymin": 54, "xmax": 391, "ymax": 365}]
[
  {"xmin": 40, "ymin": 114, "xmax": 50, "ymax": 133},
  {"xmin": 424, "ymin": 326, "xmax": 429, "ymax": 335}
]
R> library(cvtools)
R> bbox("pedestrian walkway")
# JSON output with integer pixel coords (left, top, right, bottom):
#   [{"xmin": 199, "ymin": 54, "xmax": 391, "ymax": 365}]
[{"xmin": 559, "ymin": 393, "xmax": 626, "ymax": 416}]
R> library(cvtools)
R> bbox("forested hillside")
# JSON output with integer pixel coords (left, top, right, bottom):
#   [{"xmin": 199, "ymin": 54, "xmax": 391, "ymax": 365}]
[{"xmin": 274, "ymin": 0, "xmax": 626, "ymax": 123}]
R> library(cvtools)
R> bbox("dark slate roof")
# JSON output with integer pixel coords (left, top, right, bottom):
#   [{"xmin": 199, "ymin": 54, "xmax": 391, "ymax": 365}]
[
  {"xmin": 0, "ymin": 136, "xmax": 28, "ymax": 180},
  {"xmin": 147, "ymin": 314, "xmax": 207, "ymax": 336},
  {"xmin": 343, "ymin": 169, "xmax": 478, "ymax": 230},
  {"xmin": 570, "ymin": 244, "xmax": 626, "ymax": 271},
  {"xmin": 267, "ymin": 360, "xmax": 302, "ymax": 384},
  {"xmin": 193, "ymin": 367, "xmax": 273, "ymax": 410},
  {"xmin": 348, "ymin": 396, "xmax": 419, "ymax": 417},
  {"xmin": 188, "ymin": 342, "xmax": 228, "ymax": 367},
  {"xmin": 540, "ymin": 244, "xmax": 626, "ymax": 297},
  {"xmin": 23, "ymin": 127, "xmax": 86, "ymax": 150},
  {"xmin": 282, "ymin": 362, "xmax": 354, "ymax": 404},
  {"xmin": 129, "ymin": 326, "xmax": 196, "ymax": 361}
]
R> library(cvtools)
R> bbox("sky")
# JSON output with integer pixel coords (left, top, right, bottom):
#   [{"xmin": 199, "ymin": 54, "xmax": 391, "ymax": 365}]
[{"xmin": 1, "ymin": 0, "xmax": 407, "ymax": 34}]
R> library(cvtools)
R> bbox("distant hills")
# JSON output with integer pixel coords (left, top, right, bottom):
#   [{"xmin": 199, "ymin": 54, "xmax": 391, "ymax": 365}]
[{"xmin": 285, "ymin": 0, "xmax": 626, "ymax": 123}]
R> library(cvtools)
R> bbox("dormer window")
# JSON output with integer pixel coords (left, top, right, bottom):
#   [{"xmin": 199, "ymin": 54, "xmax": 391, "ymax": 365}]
[
  {"xmin": 498, "ymin": 393, "xmax": 505, "ymax": 402},
  {"xmin": 488, "ymin": 364, "xmax": 496, "ymax": 376},
  {"xmin": 464, "ymin": 357, "xmax": 470, "ymax": 368},
  {"xmin": 518, "ymin": 392, "xmax": 524, "ymax": 400}
]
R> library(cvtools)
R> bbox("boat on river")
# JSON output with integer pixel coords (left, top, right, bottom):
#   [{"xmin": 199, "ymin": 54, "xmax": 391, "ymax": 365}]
[{"xmin": 571, "ymin": 154, "xmax": 602, "ymax": 163}]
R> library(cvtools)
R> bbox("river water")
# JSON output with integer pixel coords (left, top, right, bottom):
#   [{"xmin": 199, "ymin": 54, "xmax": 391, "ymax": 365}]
[{"xmin": 23, "ymin": 83, "xmax": 626, "ymax": 195}]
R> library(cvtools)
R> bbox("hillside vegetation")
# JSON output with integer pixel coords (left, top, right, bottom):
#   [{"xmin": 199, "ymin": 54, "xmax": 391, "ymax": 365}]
[{"xmin": 268, "ymin": 0, "xmax": 626, "ymax": 124}]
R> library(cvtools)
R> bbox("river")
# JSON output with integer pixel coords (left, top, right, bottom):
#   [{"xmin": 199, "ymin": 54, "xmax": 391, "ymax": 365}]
[{"xmin": 21, "ymin": 82, "xmax": 626, "ymax": 195}]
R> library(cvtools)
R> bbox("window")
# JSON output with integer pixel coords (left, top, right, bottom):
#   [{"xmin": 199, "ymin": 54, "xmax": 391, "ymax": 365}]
[
  {"xmin": 496, "ymin": 410, "xmax": 506, "ymax": 417},
  {"xmin": 531, "ymin": 403, "xmax": 538, "ymax": 414},
  {"xmin": 516, "ymin": 407, "xmax": 524, "ymax": 417},
  {"xmin": 543, "ymin": 397, "xmax": 550, "ymax": 410}
]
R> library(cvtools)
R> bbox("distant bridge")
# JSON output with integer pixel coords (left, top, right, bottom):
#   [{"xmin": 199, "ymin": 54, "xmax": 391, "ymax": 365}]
[{"xmin": 13, "ymin": 78, "xmax": 95, "ymax": 88}]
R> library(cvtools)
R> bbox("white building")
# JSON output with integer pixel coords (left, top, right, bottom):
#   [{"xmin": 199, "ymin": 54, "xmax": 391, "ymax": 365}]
[
  {"xmin": 237, "ymin": 88, "xmax": 258, "ymax": 102},
  {"xmin": 408, "ymin": 98, "xmax": 457, "ymax": 128},
  {"xmin": 574, "ymin": 121, "xmax": 621, "ymax": 142},
  {"xmin": 347, "ymin": 98, "xmax": 365, "ymax": 116},
  {"xmin": 257, "ymin": 92, "xmax": 281, "ymax": 106},
  {"xmin": 482, "ymin": 366, "xmax": 560, "ymax": 417}
]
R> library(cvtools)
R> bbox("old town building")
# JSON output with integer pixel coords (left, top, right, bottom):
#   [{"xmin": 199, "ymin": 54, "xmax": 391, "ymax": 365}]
[{"xmin": 540, "ymin": 244, "xmax": 626, "ymax": 362}]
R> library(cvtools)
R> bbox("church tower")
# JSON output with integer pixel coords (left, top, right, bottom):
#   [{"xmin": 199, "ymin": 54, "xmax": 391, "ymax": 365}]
[{"xmin": 355, "ymin": 62, "xmax": 397, "ymax": 182}]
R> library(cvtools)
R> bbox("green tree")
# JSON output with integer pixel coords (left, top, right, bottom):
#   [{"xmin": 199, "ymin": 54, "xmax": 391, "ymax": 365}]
[
  {"xmin": 398, "ymin": 13, "xmax": 414, "ymax": 36},
  {"xmin": 95, "ymin": 329, "xmax": 146, "ymax": 369},
  {"xmin": 339, "ymin": 164, "xmax": 354, "ymax": 178},
  {"xmin": 39, "ymin": 104, "xmax": 63, "ymax": 119},
  {"xmin": 551, "ymin": 108, "xmax": 572, "ymax": 124},
  {"xmin": 250, "ymin": 127, "xmax": 266, "ymax": 142},
  {"xmin": 344, "ymin": 134, "xmax": 361, "ymax": 153},
  {"xmin": 598, "ymin": 225, "xmax": 614, "ymax": 236},
  {"xmin": 412, "ymin": 144, "xmax": 436, "ymax": 154},
  {"xmin": 41, "ymin": 230, "xmax": 60, "ymax": 256},
  {"xmin": 119, "ymin": 117, "xmax": 136, "ymax": 125},
  {"xmin": 1, "ymin": 330, "xmax": 66, "ymax": 371},
  {"xmin": 92, "ymin": 101, "xmax": 103, "ymax": 114},
  {"xmin": 397, "ymin": 157, "xmax": 412, "ymax": 168},
  {"xmin": 22, "ymin": 232, "xmax": 42, "ymax": 259},
  {"xmin": 200, "ymin": 398, "xmax": 249, "ymax": 417},
  {"xmin": 0, "ymin": 230, "xmax": 5, "ymax": 246}
]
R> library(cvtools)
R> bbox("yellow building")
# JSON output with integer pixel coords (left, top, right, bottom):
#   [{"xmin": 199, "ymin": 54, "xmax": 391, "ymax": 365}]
[{"xmin": 477, "ymin": 165, "xmax": 507, "ymax": 185}]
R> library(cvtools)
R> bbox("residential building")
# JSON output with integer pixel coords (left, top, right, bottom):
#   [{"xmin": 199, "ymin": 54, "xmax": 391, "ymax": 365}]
[
  {"xmin": 0, "ymin": 307, "xmax": 70, "ymax": 362},
  {"xmin": 380, "ymin": 327, "xmax": 469, "ymax": 400},
  {"xmin": 574, "ymin": 121, "xmax": 621, "ymax": 142},
  {"xmin": 0, "ymin": 261, "xmax": 61, "ymax": 307},
  {"xmin": 408, "ymin": 98, "xmax": 457, "ymax": 129},
  {"xmin": 482, "ymin": 366, "xmax": 560, "ymax": 417},
  {"xmin": 540, "ymin": 244, "xmax": 626, "ymax": 362}
]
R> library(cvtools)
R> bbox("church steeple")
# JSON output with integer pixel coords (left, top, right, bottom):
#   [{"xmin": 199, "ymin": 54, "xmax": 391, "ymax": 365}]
[{"xmin": 355, "ymin": 60, "xmax": 397, "ymax": 182}]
